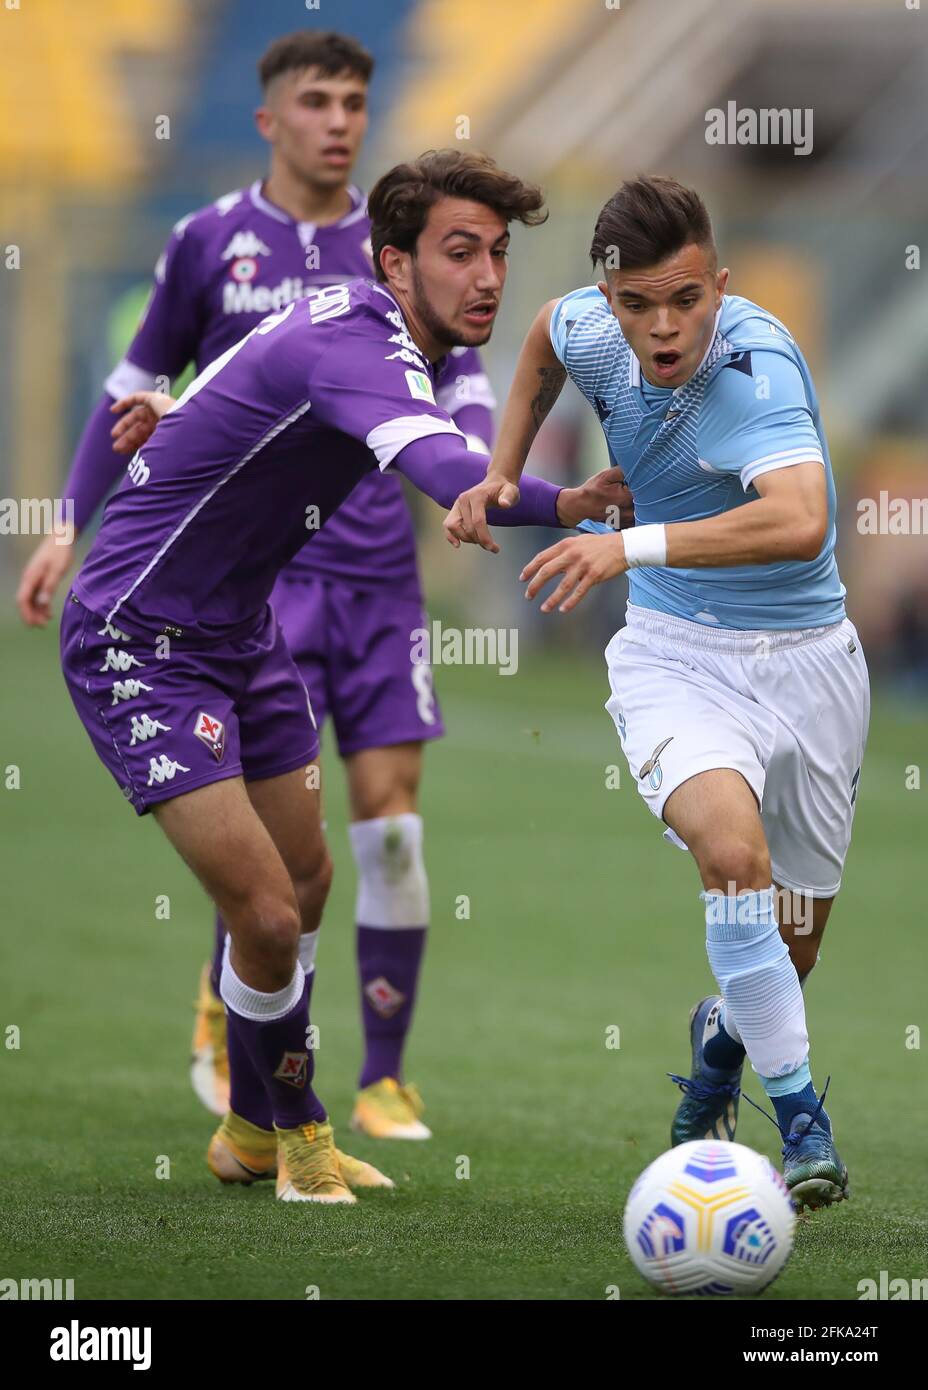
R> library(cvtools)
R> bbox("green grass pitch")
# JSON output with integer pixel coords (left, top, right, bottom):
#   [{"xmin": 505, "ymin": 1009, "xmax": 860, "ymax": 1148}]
[{"xmin": 1, "ymin": 616, "xmax": 925, "ymax": 1300}]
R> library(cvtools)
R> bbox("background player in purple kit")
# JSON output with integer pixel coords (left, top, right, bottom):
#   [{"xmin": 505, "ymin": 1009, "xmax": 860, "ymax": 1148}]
[
  {"xmin": 58, "ymin": 149, "xmax": 624, "ymax": 1203},
  {"xmin": 16, "ymin": 31, "xmax": 497, "ymax": 1141}
]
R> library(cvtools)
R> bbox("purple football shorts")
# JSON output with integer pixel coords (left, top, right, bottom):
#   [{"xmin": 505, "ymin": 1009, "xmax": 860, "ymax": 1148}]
[
  {"xmin": 60, "ymin": 592, "xmax": 320, "ymax": 814},
  {"xmin": 269, "ymin": 574, "xmax": 444, "ymax": 757}
]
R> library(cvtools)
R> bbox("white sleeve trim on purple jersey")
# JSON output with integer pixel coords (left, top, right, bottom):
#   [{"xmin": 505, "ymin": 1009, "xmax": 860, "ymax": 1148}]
[
  {"xmin": 104, "ymin": 358, "xmax": 161, "ymax": 400},
  {"xmin": 366, "ymin": 414, "xmax": 466, "ymax": 472},
  {"xmin": 435, "ymin": 371, "xmax": 498, "ymax": 414}
]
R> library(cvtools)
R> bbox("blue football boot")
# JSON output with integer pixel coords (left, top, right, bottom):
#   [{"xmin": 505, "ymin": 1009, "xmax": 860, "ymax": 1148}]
[
  {"xmin": 668, "ymin": 996, "xmax": 743, "ymax": 1145},
  {"xmin": 781, "ymin": 1104, "xmax": 849, "ymax": 1212}
]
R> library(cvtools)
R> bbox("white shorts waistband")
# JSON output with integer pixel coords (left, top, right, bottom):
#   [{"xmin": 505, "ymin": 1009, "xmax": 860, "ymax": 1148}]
[{"xmin": 621, "ymin": 603, "xmax": 846, "ymax": 655}]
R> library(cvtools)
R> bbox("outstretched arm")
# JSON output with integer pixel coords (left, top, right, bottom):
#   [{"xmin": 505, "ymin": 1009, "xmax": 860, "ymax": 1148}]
[
  {"xmin": 391, "ymin": 433, "xmax": 621, "ymax": 548},
  {"xmin": 521, "ymin": 462, "xmax": 829, "ymax": 613},
  {"xmin": 443, "ymin": 300, "xmax": 565, "ymax": 547},
  {"xmin": 489, "ymin": 299, "xmax": 565, "ymax": 484}
]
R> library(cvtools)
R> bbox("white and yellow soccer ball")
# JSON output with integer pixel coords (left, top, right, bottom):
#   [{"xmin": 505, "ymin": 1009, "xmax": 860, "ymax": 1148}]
[{"xmin": 624, "ymin": 1140, "xmax": 796, "ymax": 1296}]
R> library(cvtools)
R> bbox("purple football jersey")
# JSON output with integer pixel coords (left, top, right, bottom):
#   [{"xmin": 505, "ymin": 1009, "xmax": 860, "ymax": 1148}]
[
  {"xmin": 97, "ymin": 182, "xmax": 494, "ymax": 596},
  {"xmin": 73, "ymin": 280, "xmax": 477, "ymax": 637}
]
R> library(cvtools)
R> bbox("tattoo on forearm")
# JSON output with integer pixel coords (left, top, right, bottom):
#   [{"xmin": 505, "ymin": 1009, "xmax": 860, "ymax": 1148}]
[{"xmin": 530, "ymin": 365, "xmax": 567, "ymax": 432}]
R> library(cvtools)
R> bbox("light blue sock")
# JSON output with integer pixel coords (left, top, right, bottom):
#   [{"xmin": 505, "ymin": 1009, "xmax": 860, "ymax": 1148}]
[{"xmin": 703, "ymin": 886, "xmax": 809, "ymax": 1085}]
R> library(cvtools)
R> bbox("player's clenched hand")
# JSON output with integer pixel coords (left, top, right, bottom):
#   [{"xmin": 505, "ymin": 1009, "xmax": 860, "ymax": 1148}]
[
  {"xmin": 520, "ymin": 533, "xmax": 628, "ymax": 614},
  {"xmin": 16, "ymin": 533, "xmax": 77, "ymax": 627},
  {"xmin": 443, "ymin": 473, "xmax": 521, "ymax": 553},
  {"xmin": 110, "ymin": 391, "xmax": 177, "ymax": 456},
  {"xmin": 557, "ymin": 466, "xmax": 635, "ymax": 530}
]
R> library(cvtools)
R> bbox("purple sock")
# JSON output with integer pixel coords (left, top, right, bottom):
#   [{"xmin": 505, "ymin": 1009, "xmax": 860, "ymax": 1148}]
[
  {"xmin": 224, "ymin": 972, "xmax": 326, "ymax": 1130},
  {"xmin": 357, "ymin": 926, "xmax": 426, "ymax": 1089},
  {"xmin": 228, "ymin": 966, "xmax": 316, "ymax": 1130},
  {"xmin": 228, "ymin": 1013, "xmax": 273, "ymax": 1130},
  {"xmin": 209, "ymin": 914, "xmax": 226, "ymax": 995}
]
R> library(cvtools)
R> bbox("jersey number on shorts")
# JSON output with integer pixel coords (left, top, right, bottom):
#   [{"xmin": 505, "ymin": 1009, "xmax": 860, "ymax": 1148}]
[{"xmin": 411, "ymin": 663, "xmax": 436, "ymax": 725}]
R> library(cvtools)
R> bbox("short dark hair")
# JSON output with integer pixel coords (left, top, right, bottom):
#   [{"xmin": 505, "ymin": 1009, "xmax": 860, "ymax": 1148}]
[
  {"xmin": 367, "ymin": 149, "xmax": 547, "ymax": 282},
  {"xmin": 258, "ymin": 30, "xmax": 374, "ymax": 91},
  {"xmin": 590, "ymin": 175, "xmax": 715, "ymax": 273}
]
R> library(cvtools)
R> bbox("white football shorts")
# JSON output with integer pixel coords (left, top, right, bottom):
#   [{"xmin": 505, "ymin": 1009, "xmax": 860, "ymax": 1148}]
[{"xmin": 604, "ymin": 603, "xmax": 871, "ymax": 896}]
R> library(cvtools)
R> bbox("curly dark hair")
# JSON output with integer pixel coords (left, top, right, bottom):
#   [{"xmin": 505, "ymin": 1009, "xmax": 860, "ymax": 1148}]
[{"xmin": 368, "ymin": 149, "xmax": 547, "ymax": 282}]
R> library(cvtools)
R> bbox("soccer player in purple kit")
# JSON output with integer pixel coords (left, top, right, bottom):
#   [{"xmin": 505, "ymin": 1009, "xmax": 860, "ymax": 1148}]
[
  {"xmin": 56, "ymin": 148, "xmax": 624, "ymax": 1204},
  {"xmin": 18, "ymin": 31, "xmax": 499, "ymax": 1141}
]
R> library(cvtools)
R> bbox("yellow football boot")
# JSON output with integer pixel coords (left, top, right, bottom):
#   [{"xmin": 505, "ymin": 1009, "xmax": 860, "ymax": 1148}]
[
  {"xmin": 350, "ymin": 1078, "xmax": 432, "ymax": 1140},
  {"xmin": 190, "ymin": 963, "xmax": 230, "ymax": 1117},
  {"xmin": 208, "ymin": 1111, "xmax": 277, "ymax": 1184},
  {"xmin": 208, "ymin": 1111, "xmax": 395, "ymax": 1194},
  {"xmin": 336, "ymin": 1148, "xmax": 395, "ymax": 1190},
  {"xmin": 275, "ymin": 1121, "xmax": 356, "ymax": 1204}
]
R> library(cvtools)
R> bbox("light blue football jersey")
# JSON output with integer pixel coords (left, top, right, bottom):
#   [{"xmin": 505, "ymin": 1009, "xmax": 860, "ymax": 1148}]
[{"xmin": 550, "ymin": 287, "xmax": 846, "ymax": 630}]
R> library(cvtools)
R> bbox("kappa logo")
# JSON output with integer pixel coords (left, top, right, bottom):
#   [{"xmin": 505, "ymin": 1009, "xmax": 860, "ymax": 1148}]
[
  {"xmin": 273, "ymin": 1051, "xmax": 308, "ymax": 1088},
  {"xmin": 221, "ymin": 230, "xmax": 272, "ymax": 261},
  {"xmin": 639, "ymin": 737, "xmax": 673, "ymax": 791},
  {"xmin": 193, "ymin": 711, "xmax": 225, "ymax": 762},
  {"xmin": 111, "ymin": 680, "xmax": 153, "ymax": 706},
  {"xmin": 386, "ymin": 347, "xmax": 428, "ymax": 369},
  {"xmin": 364, "ymin": 976, "xmax": 407, "ymax": 1020},
  {"xmin": 97, "ymin": 621, "xmax": 130, "ymax": 642},
  {"xmin": 383, "ymin": 314, "xmax": 427, "ymax": 371},
  {"xmin": 146, "ymin": 754, "xmax": 190, "ymax": 787},
  {"xmin": 100, "ymin": 648, "xmax": 145, "ymax": 674},
  {"xmin": 129, "ymin": 714, "xmax": 171, "ymax": 746}
]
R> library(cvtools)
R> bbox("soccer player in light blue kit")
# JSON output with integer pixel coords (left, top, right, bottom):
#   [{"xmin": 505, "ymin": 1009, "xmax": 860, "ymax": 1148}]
[{"xmin": 446, "ymin": 176, "xmax": 870, "ymax": 1211}]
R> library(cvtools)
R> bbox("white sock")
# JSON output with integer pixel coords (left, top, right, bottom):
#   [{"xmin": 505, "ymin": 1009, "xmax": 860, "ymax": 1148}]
[
  {"xmin": 703, "ymin": 886, "xmax": 809, "ymax": 1080},
  {"xmin": 298, "ymin": 931, "xmax": 319, "ymax": 976},
  {"xmin": 220, "ymin": 954, "xmax": 303, "ymax": 1021},
  {"xmin": 348, "ymin": 813, "xmax": 429, "ymax": 927}
]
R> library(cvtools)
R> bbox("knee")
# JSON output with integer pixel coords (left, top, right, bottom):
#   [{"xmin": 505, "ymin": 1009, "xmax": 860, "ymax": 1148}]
[
  {"xmin": 353, "ymin": 782, "xmax": 418, "ymax": 822},
  {"xmin": 699, "ymin": 837, "xmax": 771, "ymax": 894},
  {"xmin": 240, "ymin": 894, "xmax": 302, "ymax": 986}
]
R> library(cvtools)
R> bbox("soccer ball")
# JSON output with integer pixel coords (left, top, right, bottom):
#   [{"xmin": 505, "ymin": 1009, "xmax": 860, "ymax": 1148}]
[{"xmin": 624, "ymin": 1140, "xmax": 795, "ymax": 1296}]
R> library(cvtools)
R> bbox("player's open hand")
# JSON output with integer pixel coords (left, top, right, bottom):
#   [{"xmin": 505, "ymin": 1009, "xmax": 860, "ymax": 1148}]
[
  {"xmin": 110, "ymin": 391, "xmax": 177, "ymax": 456},
  {"xmin": 557, "ymin": 466, "xmax": 635, "ymax": 530},
  {"xmin": 16, "ymin": 532, "xmax": 77, "ymax": 627},
  {"xmin": 443, "ymin": 472, "xmax": 521, "ymax": 553},
  {"xmin": 520, "ymin": 532, "xmax": 628, "ymax": 613}
]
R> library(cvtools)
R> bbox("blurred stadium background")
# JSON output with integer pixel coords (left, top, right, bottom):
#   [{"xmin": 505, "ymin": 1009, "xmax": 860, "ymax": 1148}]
[{"xmin": 1, "ymin": 0, "xmax": 927, "ymax": 672}]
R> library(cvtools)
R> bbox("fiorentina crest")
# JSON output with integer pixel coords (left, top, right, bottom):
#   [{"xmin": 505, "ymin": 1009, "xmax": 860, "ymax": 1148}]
[
  {"xmin": 364, "ymin": 976, "xmax": 406, "ymax": 1019},
  {"xmin": 273, "ymin": 1051, "xmax": 308, "ymax": 1088},
  {"xmin": 193, "ymin": 711, "xmax": 225, "ymax": 762}
]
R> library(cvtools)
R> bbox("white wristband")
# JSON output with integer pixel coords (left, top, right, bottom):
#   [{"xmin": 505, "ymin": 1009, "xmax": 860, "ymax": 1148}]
[{"xmin": 622, "ymin": 523, "xmax": 667, "ymax": 568}]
